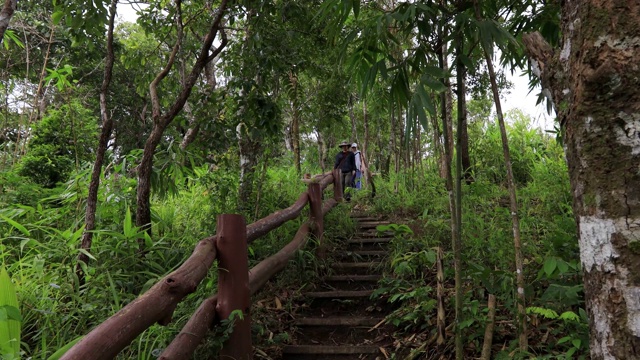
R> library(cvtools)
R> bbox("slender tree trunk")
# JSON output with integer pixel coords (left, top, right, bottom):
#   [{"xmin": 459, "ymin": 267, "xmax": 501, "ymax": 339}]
[
  {"xmin": 363, "ymin": 99, "xmax": 369, "ymax": 187},
  {"xmin": 349, "ymin": 94, "xmax": 358, "ymax": 143},
  {"xmin": 524, "ymin": 1, "xmax": 640, "ymax": 358},
  {"xmin": 317, "ymin": 130, "xmax": 325, "ymax": 173},
  {"xmin": 77, "ymin": 0, "xmax": 117, "ymax": 283},
  {"xmin": 135, "ymin": 0, "xmax": 228, "ymax": 232},
  {"xmin": 455, "ymin": 51, "xmax": 472, "ymax": 184},
  {"xmin": 236, "ymin": 122, "xmax": 261, "ymax": 214},
  {"xmin": 289, "ymin": 70, "xmax": 301, "ymax": 175},
  {"xmin": 452, "ymin": 18, "xmax": 466, "ymax": 360},
  {"xmin": 478, "ymin": 7, "xmax": 527, "ymax": 348}
]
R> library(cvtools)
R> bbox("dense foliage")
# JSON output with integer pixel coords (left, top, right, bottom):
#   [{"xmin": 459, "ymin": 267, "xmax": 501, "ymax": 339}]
[{"xmin": 0, "ymin": 0, "xmax": 597, "ymax": 358}]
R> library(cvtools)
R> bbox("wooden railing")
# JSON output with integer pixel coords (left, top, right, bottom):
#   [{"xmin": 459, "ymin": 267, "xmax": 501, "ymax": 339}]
[{"xmin": 60, "ymin": 170, "xmax": 344, "ymax": 360}]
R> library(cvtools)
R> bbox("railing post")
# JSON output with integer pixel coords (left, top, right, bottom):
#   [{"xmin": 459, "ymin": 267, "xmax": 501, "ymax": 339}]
[
  {"xmin": 308, "ymin": 182, "xmax": 324, "ymax": 257},
  {"xmin": 215, "ymin": 214, "xmax": 251, "ymax": 360},
  {"xmin": 333, "ymin": 168, "xmax": 343, "ymax": 201}
]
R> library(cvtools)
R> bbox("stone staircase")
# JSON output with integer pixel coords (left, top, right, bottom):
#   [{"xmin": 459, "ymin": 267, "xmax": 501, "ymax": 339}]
[{"xmin": 282, "ymin": 215, "xmax": 394, "ymax": 359}]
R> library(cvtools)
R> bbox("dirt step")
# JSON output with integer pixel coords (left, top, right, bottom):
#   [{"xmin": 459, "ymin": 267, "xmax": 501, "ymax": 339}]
[
  {"xmin": 331, "ymin": 262, "xmax": 383, "ymax": 275},
  {"xmin": 347, "ymin": 237, "xmax": 393, "ymax": 244},
  {"xmin": 305, "ymin": 290, "xmax": 373, "ymax": 299},
  {"xmin": 295, "ymin": 316, "xmax": 383, "ymax": 327},
  {"xmin": 341, "ymin": 250, "xmax": 388, "ymax": 257},
  {"xmin": 357, "ymin": 221, "xmax": 391, "ymax": 228},
  {"xmin": 282, "ymin": 345, "xmax": 381, "ymax": 355},
  {"xmin": 290, "ymin": 326, "xmax": 387, "ymax": 347},
  {"xmin": 320, "ymin": 276, "xmax": 381, "ymax": 291},
  {"xmin": 324, "ymin": 274, "xmax": 382, "ymax": 282},
  {"xmin": 353, "ymin": 232, "xmax": 394, "ymax": 239}
]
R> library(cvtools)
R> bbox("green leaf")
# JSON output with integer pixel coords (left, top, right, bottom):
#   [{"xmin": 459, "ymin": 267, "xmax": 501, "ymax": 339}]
[
  {"xmin": 352, "ymin": 0, "xmax": 360, "ymax": 19},
  {"xmin": 0, "ymin": 267, "xmax": 20, "ymax": 357},
  {"xmin": 123, "ymin": 207, "xmax": 133, "ymax": 237},
  {"xmin": 572, "ymin": 339, "xmax": 582, "ymax": 349},
  {"xmin": 557, "ymin": 259, "xmax": 569, "ymax": 274},
  {"xmin": 47, "ymin": 336, "xmax": 84, "ymax": 360},
  {"xmin": 78, "ymin": 248, "xmax": 96, "ymax": 261},
  {"xmin": 543, "ymin": 257, "xmax": 557, "ymax": 276},
  {"xmin": 0, "ymin": 215, "xmax": 30, "ymax": 236},
  {"xmin": 52, "ymin": 11, "xmax": 64, "ymax": 25}
]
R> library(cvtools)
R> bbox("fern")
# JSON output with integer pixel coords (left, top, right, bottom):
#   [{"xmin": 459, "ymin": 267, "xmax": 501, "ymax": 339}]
[
  {"xmin": 526, "ymin": 306, "xmax": 559, "ymax": 319},
  {"xmin": 558, "ymin": 311, "xmax": 580, "ymax": 322}
]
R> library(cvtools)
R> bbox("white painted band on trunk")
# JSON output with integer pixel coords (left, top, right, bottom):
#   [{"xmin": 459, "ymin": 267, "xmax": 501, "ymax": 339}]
[
  {"xmin": 624, "ymin": 287, "xmax": 640, "ymax": 337},
  {"xmin": 578, "ymin": 216, "xmax": 618, "ymax": 273}
]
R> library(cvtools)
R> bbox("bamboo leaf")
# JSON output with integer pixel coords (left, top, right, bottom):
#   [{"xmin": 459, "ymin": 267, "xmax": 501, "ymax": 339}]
[
  {"xmin": 47, "ymin": 336, "xmax": 84, "ymax": 360},
  {"xmin": 0, "ymin": 266, "xmax": 20, "ymax": 357},
  {"xmin": 0, "ymin": 216, "xmax": 30, "ymax": 236}
]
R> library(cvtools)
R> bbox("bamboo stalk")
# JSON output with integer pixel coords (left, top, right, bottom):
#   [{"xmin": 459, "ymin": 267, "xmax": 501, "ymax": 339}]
[{"xmin": 481, "ymin": 294, "xmax": 497, "ymax": 360}]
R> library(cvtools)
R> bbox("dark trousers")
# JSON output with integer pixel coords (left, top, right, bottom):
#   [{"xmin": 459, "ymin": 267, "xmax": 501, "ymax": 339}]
[{"xmin": 341, "ymin": 172, "xmax": 353, "ymax": 200}]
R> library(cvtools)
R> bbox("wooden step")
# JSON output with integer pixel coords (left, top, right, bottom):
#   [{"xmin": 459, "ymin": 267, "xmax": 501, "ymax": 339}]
[
  {"xmin": 324, "ymin": 274, "xmax": 382, "ymax": 282},
  {"xmin": 306, "ymin": 290, "xmax": 373, "ymax": 298},
  {"xmin": 283, "ymin": 345, "xmax": 381, "ymax": 355},
  {"xmin": 344, "ymin": 250, "xmax": 387, "ymax": 257},
  {"xmin": 354, "ymin": 231, "xmax": 394, "ymax": 238},
  {"xmin": 333, "ymin": 262, "xmax": 382, "ymax": 269},
  {"xmin": 295, "ymin": 316, "xmax": 383, "ymax": 327},
  {"xmin": 357, "ymin": 221, "xmax": 391, "ymax": 228},
  {"xmin": 348, "ymin": 237, "xmax": 393, "ymax": 244}
]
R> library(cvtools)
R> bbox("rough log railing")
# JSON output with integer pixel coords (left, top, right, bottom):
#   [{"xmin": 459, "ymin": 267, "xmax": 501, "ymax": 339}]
[{"xmin": 60, "ymin": 170, "xmax": 343, "ymax": 360}]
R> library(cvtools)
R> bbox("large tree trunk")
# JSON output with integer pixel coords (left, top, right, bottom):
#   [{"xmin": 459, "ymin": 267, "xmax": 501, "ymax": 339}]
[
  {"xmin": 77, "ymin": 0, "xmax": 117, "ymax": 282},
  {"xmin": 524, "ymin": 1, "xmax": 640, "ymax": 358}
]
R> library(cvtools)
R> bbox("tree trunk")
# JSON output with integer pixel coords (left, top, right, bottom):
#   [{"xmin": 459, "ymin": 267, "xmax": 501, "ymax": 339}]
[
  {"xmin": 455, "ymin": 50, "xmax": 472, "ymax": 185},
  {"xmin": 363, "ymin": 99, "xmax": 369, "ymax": 187},
  {"xmin": 78, "ymin": 0, "xmax": 117, "ymax": 283},
  {"xmin": 236, "ymin": 122, "xmax": 261, "ymax": 214},
  {"xmin": 135, "ymin": 0, "xmax": 228, "ymax": 233},
  {"xmin": 349, "ymin": 94, "xmax": 358, "ymax": 143},
  {"xmin": 289, "ymin": 70, "xmax": 301, "ymax": 175},
  {"xmin": 477, "ymin": 2, "xmax": 527, "ymax": 348},
  {"xmin": 317, "ymin": 130, "xmax": 326, "ymax": 173},
  {"xmin": 0, "ymin": 0, "xmax": 16, "ymax": 45},
  {"xmin": 523, "ymin": 1, "xmax": 640, "ymax": 358},
  {"xmin": 452, "ymin": 17, "xmax": 466, "ymax": 360}
]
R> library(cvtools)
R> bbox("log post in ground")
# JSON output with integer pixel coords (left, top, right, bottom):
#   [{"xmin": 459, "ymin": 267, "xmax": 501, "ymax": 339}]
[
  {"xmin": 215, "ymin": 214, "xmax": 251, "ymax": 360},
  {"xmin": 333, "ymin": 168, "xmax": 343, "ymax": 201},
  {"xmin": 308, "ymin": 182, "xmax": 324, "ymax": 258}
]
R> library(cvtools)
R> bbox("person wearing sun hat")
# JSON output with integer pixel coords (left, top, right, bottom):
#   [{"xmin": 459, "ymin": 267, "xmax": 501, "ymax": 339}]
[
  {"xmin": 334, "ymin": 141, "xmax": 357, "ymax": 201},
  {"xmin": 350, "ymin": 143, "xmax": 363, "ymax": 190}
]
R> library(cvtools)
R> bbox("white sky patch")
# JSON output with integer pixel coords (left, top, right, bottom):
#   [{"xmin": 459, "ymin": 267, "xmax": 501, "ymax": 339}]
[{"xmin": 579, "ymin": 216, "xmax": 619, "ymax": 273}]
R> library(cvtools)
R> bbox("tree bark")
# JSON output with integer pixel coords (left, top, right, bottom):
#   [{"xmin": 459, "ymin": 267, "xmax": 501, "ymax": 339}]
[
  {"xmin": 0, "ymin": 0, "xmax": 16, "ymax": 45},
  {"xmin": 524, "ymin": 1, "xmax": 640, "ymax": 358},
  {"xmin": 236, "ymin": 122, "xmax": 261, "ymax": 214},
  {"xmin": 77, "ymin": 0, "xmax": 117, "ymax": 283}
]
